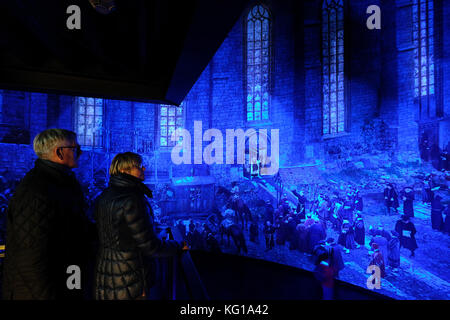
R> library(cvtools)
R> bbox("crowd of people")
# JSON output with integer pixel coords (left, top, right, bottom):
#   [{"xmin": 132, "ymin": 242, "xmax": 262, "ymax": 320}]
[
  {"xmin": 1, "ymin": 127, "xmax": 449, "ymax": 300},
  {"xmin": 174, "ymin": 175, "xmax": 449, "ymax": 299}
]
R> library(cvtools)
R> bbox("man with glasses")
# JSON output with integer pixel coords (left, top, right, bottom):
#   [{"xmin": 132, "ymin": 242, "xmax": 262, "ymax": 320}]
[{"xmin": 2, "ymin": 128, "xmax": 94, "ymax": 299}]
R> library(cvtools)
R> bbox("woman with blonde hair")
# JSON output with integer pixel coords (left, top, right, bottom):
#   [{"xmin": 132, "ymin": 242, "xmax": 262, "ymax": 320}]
[{"xmin": 94, "ymin": 152, "xmax": 181, "ymax": 300}]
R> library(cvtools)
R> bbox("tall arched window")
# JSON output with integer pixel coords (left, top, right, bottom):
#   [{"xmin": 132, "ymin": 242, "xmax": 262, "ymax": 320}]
[
  {"xmin": 74, "ymin": 97, "xmax": 104, "ymax": 147},
  {"xmin": 160, "ymin": 103, "xmax": 184, "ymax": 147},
  {"xmin": 413, "ymin": 0, "xmax": 434, "ymax": 99},
  {"xmin": 322, "ymin": 0, "xmax": 345, "ymax": 135},
  {"xmin": 246, "ymin": 4, "xmax": 271, "ymax": 122}
]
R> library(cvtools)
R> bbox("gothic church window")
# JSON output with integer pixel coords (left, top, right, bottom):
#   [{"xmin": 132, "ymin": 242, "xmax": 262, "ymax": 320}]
[
  {"xmin": 74, "ymin": 97, "xmax": 104, "ymax": 147},
  {"xmin": 245, "ymin": 4, "xmax": 271, "ymax": 122},
  {"xmin": 413, "ymin": 0, "xmax": 435, "ymax": 98},
  {"xmin": 160, "ymin": 103, "xmax": 183, "ymax": 147},
  {"xmin": 322, "ymin": 0, "xmax": 345, "ymax": 135}
]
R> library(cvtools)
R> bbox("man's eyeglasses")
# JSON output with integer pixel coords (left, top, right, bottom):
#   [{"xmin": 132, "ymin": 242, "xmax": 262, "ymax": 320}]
[{"xmin": 58, "ymin": 145, "xmax": 82, "ymax": 156}]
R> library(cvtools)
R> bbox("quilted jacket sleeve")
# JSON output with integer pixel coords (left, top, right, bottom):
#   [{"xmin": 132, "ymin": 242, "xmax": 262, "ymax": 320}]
[
  {"xmin": 4, "ymin": 190, "xmax": 56, "ymax": 299},
  {"xmin": 122, "ymin": 194, "xmax": 180, "ymax": 257}
]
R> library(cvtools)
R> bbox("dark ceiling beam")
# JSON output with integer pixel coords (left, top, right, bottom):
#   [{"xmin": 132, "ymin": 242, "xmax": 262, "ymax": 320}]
[{"xmin": 0, "ymin": 0, "xmax": 249, "ymax": 105}]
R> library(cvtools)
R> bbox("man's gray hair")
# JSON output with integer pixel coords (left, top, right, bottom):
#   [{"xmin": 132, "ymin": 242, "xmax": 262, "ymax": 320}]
[{"xmin": 33, "ymin": 129, "xmax": 77, "ymax": 159}]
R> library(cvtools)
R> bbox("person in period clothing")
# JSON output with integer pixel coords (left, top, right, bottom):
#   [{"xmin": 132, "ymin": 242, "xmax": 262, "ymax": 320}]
[
  {"xmin": 384, "ymin": 183, "xmax": 399, "ymax": 215},
  {"xmin": 279, "ymin": 194, "xmax": 291, "ymax": 216},
  {"xmin": 422, "ymin": 176, "xmax": 434, "ymax": 203},
  {"xmin": 296, "ymin": 223, "xmax": 308, "ymax": 253},
  {"xmin": 375, "ymin": 224, "xmax": 392, "ymax": 242},
  {"xmin": 263, "ymin": 221, "xmax": 275, "ymax": 251},
  {"xmin": 189, "ymin": 223, "xmax": 204, "ymax": 250},
  {"xmin": 330, "ymin": 201, "xmax": 344, "ymax": 232},
  {"xmin": 307, "ymin": 218, "xmax": 327, "ymax": 254},
  {"xmin": 419, "ymin": 135, "xmax": 430, "ymax": 162},
  {"xmin": 354, "ymin": 190, "xmax": 364, "ymax": 212},
  {"xmin": 304, "ymin": 214, "xmax": 315, "ymax": 229},
  {"xmin": 232, "ymin": 199, "xmax": 249, "ymax": 229},
  {"xmin": 401, "ymin": 187, "xmax": 415, "ymax": 218},
  {"xmin": 430, "ymin": 143, "xmax": 441, "ymax": 170},
  {"xmin": 387, "ymin": 231, "xmax": 401, "ymax": 272},
  {"xmin": 312, "ymin": 240, "xmax": 327, "ymax": 266},
  {"xmin": 395, "ymin": 215, "xmax": 418, "ymax": 257},
  {"xmin": 201, "ymin": 223, "xmax": 212, "ymax": 239},
  {"xmin": 292, "ymin": 210, "xmax": 301, "ymax": 226},
  {"xmin": 240, "ymin": 201, "xmax": 253, "ymax": 231},
  {"xmin": 353, "ymin": 213, "xmax": 365, "ymax": 248},
  {"xmin": 343, "ymin": 194, "xmax": 355, "ymax": 224},
  {"xmin": 430, "ymin": 195, "xmax": 444, "ymax": 231},
  {"xmin": 292, "ymin": 188, "xmax": 307, "ymax": 219},
  {"xmin": 313, "ymin": 249, "xmax": 335, "ymax": 300},
  {"xmin": 175, "ymin": 220, "xmax": 187, "ymax": 239},
  {"xmin": 264, "ymin": 200, "xmax": 274, "ymax": 224},
  {"xmin": 188, "ymin": 219, "xmax": 196, "ymax": 235},
  {"xmin": 369, "ymin": 243, "xmax": 386, "ymax": 278},
  {"xmin": 286, "ymin": 217, "xmax": 298, "ymax": 250},
  {"xmin": 337, "ymin": 220, "xmax": 355, "ymax": 254},
  {"xmin": 443, "ymin": 205, "xmax": 450, "ymax": 235},
  {"xmin": 249, "ymin": 220, "xmax": 259, "ymax": 244},
  {"xmin": 275, "ymin": 217, "xmax": 288, "ymax": 246},
  {"xmin": 316, "ymin": 195, "xmax": 330, "ymax": 222},
  {"xmin": 369, "ymin": 233, "xmax": 389, "ymax": 268},
  {"xmin": 325, "ymin": 238, "xmax": 345, "ymax": 279},
  {"xmin": 206, "ymin": 233, "xmax": 222, "ymax": 253}
]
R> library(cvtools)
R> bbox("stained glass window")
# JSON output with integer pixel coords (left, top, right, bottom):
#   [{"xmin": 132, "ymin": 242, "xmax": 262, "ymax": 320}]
[
  {"xmin": 322, "ymin": 0, "xmax": 345, "ymax": 135},
  {"xmin": 75, "ymin": 97, "xmax": 104, "ymax": 147},
  {"xmin": 413, "ymin": 0, "xmax": 434, "ymax": 98},
  {"xmin": 246, "ymin": 4, "xmax": 271, "ymax": 122},
  {"xmin": 160, "ymin": 103, "xmax": 183, "ymax": 147}
]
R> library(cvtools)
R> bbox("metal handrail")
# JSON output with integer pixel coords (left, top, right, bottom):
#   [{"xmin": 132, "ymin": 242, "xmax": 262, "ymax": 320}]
[{"xmin": 169, "ymin": 228, "xmax": 209, "ymax": 300}]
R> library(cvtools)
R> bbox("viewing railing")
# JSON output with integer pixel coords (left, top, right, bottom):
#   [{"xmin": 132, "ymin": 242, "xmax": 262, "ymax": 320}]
[{"xmin": 155, "ymin": 226, "xmax": 209, "ymax": 300}]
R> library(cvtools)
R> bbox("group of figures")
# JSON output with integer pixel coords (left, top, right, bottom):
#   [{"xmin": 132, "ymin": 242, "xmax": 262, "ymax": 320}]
[
  {"xmin": 419, "ymin": 136, "xmax": 450, "ymax": 172},
  {"xmin": 383, "ymin": 180, "xmax": 450, "ymax": 234},
  {"xmin": 173, "ymin": 175, "xmax": 450, "ymax": 300}
]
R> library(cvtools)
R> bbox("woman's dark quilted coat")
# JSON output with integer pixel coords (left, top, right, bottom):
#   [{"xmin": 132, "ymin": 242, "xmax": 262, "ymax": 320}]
[
  {"xmin": 94, "ymin": 173, "xmax": 180, "ymax": 300},
  {"xmin": 2, "ymin": 159, "xmax": 93, "ymax": 300}
]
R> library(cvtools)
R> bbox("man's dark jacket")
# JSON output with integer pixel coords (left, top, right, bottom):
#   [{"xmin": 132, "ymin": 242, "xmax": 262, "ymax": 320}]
[
  {"xmin": 93, "ymin": 173, "xmax": 180, "ymax": 300},
  {"xmin": 2, "ymin": 159, "xmax": 93, "ymax": 300}
]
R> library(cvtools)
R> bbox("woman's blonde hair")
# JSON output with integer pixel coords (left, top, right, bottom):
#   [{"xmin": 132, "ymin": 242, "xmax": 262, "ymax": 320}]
[{"xmin": 109, "ymin": 152, "xmax": 143, "ymax": 176}]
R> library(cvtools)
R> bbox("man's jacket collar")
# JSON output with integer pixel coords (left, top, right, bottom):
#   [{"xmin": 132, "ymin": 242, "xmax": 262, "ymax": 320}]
[{"xmin": 35, "ymin": 158, "xmax": 76, "ymax": 183}]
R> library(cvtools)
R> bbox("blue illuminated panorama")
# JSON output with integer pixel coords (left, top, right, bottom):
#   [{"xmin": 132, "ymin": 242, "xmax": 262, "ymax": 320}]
[
  {"xmin": 246, "ymin": 4, "xmax": 271, "ymax": 122},
  {"xmin": 322, "ymin": 0, "xmax": 345, "ymax": 135},
  {"xmin": 413, "ymin": 0, "xmax": 435, "ymax": 98}
]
